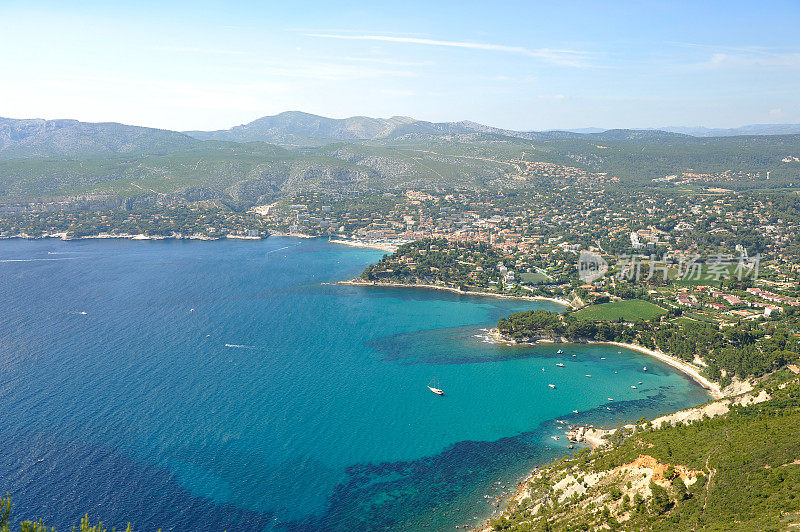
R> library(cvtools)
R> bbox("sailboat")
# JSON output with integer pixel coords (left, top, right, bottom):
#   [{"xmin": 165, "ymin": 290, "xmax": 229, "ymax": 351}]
[
  {"xmin": 427, "ymin": 378, "xmax": 444, "ymax": 395},
  {"xmin": 557, "ymin": 349, "xmax": 563, "ymax": 354}
]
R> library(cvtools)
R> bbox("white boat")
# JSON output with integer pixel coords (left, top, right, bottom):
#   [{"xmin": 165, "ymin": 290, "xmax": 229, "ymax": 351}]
[
  {"xmin": 600, "ymin": 357, "xmax": 606, "ymax": 360},
  {"xmin": 643, "ymin": 366, "xmax": 648, "ymax": 371},
  {"xmin": 548, "ymin": 384, "xmax": 556, "ymax": 389},
  {"xmin": 557, "ymin": 349, "xmax": 563, "ymax": 354},
  {"xmin": 631, "ymin": 385, "xmax": 637, "ymax": 389},
  {"xmin": 427, "ymin": 378, "xmax": 444, "ymax": 395},
  {"xmin": 607, "ymin": 397, "xmax": 614, "ymax": 401},
  {"xmin": 585, "ymin": 374, "xmax": 591, "ymax": 377},
  {"xmin": 572, "ymin": 409, "xmax": 579, "ymax": 414},
  {"xmin": 556, "ymin": 363, "xmax": 565, "ymax": 367}
]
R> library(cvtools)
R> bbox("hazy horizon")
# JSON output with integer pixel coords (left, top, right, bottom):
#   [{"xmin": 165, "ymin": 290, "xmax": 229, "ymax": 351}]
[{"xmin": 3, "ymin": 109, "xmax": 800, "ymax": 135}]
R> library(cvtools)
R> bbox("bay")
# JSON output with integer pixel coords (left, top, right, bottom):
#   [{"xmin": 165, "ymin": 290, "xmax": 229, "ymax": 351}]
[{"xmin": 0, "ymin": 237, "xmax": 709, "ymax": 530}]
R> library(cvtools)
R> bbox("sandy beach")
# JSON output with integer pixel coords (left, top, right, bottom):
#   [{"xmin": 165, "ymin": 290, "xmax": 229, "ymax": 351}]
[
  {"xmin": 599, "ymin": 341, "xmax": 723, "ymax": 399},
  {"xmin": 327, "ymin": 238, "xmax": 400, "ymax": 252}
]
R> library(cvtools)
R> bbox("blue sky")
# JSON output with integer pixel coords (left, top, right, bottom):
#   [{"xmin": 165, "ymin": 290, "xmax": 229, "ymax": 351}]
[{"xmin": 1, "ymin": 0, "xmax": 799, "ymax": 131}]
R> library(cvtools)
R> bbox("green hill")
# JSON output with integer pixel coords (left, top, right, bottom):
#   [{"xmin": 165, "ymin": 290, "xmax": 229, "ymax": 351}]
[{"xmin": 3, "ymin": 113, "xmax": 800, "ymax": 210}]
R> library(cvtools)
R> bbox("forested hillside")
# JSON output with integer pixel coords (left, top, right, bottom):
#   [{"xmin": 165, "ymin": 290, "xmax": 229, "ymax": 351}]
[{"xmin": 2, "ymin": 113, "xmax": 800, "ymax": 211}]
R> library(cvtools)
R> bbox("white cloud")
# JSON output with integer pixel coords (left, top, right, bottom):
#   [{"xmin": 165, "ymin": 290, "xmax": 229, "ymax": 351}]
[
  {"xmin": 304, "ymin": 33, "xmax": 591, "ymax": 67},
  {"xmin": 702, "ymin": 51, "xmax": 800, "ymax": 70},
  {"xmin": 769, "ymin": 108, "xmax": 783, "ymax": 117}
]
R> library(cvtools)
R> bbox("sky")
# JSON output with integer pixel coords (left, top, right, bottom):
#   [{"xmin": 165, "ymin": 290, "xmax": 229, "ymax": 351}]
[{"xmin": 1, "ymin": 0, "xmax": 799, "ymax": 131}]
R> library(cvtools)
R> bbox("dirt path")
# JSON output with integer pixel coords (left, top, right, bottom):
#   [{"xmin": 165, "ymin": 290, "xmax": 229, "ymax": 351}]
[{"xmin": 701, "ymin": 429, "xmax": 729, "ymax": 513}]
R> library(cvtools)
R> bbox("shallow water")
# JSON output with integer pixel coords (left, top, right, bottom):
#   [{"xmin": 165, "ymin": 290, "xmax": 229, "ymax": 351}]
[{"xmin": 0, "ymin": 237, "xmax": 710, "ymax": 530}]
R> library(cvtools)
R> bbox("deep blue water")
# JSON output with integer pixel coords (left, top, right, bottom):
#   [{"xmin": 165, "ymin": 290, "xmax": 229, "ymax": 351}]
[{"xmin": 0, "ymin": 237, "xmax": 710, "ymax": 531}]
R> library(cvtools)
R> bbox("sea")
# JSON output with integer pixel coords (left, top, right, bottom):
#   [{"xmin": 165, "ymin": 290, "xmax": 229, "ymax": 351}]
[{"xmin": 0, "ymin": 237, "xmax": 710, "ymax": 531}]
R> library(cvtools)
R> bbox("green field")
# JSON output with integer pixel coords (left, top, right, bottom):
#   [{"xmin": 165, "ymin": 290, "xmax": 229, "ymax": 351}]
[
  {"xmin": 572, "ymin": 299, "xmax": 667, "ymax": 321},
  {"xmin": 519, "ymin": 271, "xmax": 552, "ymax": 285}
]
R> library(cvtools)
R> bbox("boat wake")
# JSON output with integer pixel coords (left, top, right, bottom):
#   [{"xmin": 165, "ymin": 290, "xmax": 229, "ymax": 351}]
[
  {"xmin": 265, "ymin": 243, "xmax": 299, "ymax": 255},
  {"xmin": 224, "ymin": 344, "xmax": 257, "ymax": 349},
  {"xmin": 0, "ymin": 257, "xmax": 80, "ymax": 263}
]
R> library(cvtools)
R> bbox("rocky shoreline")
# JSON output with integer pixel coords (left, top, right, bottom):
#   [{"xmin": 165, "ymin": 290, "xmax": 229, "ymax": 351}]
[
  {"xmin": 461, "ymin": 332, "xmax": 743, "ymax": 530},
  {"xmin": 338, "ymin": 279, "xmax": 573, "ymax": 307},
  {"xmin": 472, "ymin": 385, "xmax": 771, "ymax": 531},
  {"xmin": 0, "ymin": 231, "xmax": 264, "ymax": 241}
]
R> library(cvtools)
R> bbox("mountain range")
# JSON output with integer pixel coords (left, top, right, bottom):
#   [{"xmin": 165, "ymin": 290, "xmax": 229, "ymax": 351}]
[
  {"xmin": 4, "ymin": 111, "xmax": 799, "ymax": 159},
  {"xmin": 1, "ymin": 111, "xmax": 799, "ymax": 210}
]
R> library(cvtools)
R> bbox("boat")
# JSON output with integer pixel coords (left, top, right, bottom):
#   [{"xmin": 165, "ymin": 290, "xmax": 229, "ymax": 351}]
[
  {"xmin": 618, "ymin": 351, "xmax": 622, "ymax": 354},
  {"xmin": 643, "ymin": 366, "xmax": 648, "ymax": 371},
  {"xmin": 572, "ymin": 410, "xmax": 579, "ymax": 414},
  {"xmin": 427, "ymin": 378, "xmax": 444, "ymax": 395},
  {"xmin": 557, "ymin": 349, "xmax": 563, "ymax": 354},
  {"xmin": 631, "ymin": 385, "xmax": 637, "ymax": 389},
  {"xmin": 548, "ymin": 384, "xmax": 556, "ymax": 389},
  {"xmin": 600, "ymin": 357, "xmax": 606, "ymax": 360},
  {"xmin": 585, "ymin": 374, "xmax": 591, "ymax": 377},
  {"xmin": 607, "ymin": 397, "xmax": 614, "ymax": 401},
  {"xmin": 556, "ymin": 363, "xmax": 565, "ymax": 367},
  {"xmin": 572, "ymin": 354, "xmax": 577, "ymax": 357}
]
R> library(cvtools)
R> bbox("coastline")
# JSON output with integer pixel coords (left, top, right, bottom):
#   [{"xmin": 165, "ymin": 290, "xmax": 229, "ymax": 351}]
[
  {"xmin": 0, "ymin": 232, "xmax": 260, "ymax": 242},
  {"xmin": 488, "ymin": 331, "xmax": 723, "ymax": 400},
  {"xmin": 600, "ymin": 341, "xmax": 723, "ymax": 399},
  {"xmin": 338, "ymin": 279, "xmax": 572, "ymax": 307},
  {"xmin": 327, "ymin": 238, "xmax": 400, "ymax": 253},
  {"xmin": 467, "ymin": 338, "xmax": 726, "ymax": 530}
]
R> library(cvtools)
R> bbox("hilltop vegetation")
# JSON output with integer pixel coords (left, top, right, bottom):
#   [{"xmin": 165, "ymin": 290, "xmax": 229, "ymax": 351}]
[
  {"xmin": 2, "ymin": 113, "xmax": 800, "ymax": 210},
  {"xmin": 0, "ymin": 495, "xmax": 134, "ymax": 532}
]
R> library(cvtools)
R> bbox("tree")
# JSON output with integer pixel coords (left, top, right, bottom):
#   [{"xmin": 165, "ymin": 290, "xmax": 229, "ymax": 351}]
[
  {"xmin": 673, "ymin": 476, "xmax": 689, "ymax": 501},
  {"xmin": 0, "ymin": 497, "xmax": 135, "ymax": 532},
  {"xmin": 1, "ymin": 494, "xmax": 10, "ymax": 532},
  {"xmin": 649, "ymin": 481, "xmax": 672, "ymax": 515}
]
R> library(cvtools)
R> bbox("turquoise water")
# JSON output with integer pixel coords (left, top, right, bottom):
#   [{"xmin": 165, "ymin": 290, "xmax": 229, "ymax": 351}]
[{"xmin": 0, "ymin": 237, "xmax": 710, "ymax": 531}]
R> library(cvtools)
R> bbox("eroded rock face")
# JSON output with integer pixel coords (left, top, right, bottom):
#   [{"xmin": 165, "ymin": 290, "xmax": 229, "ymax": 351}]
[{"xmin": 0, "ymin": 195, "xmax": 128, "ymax": 213}]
